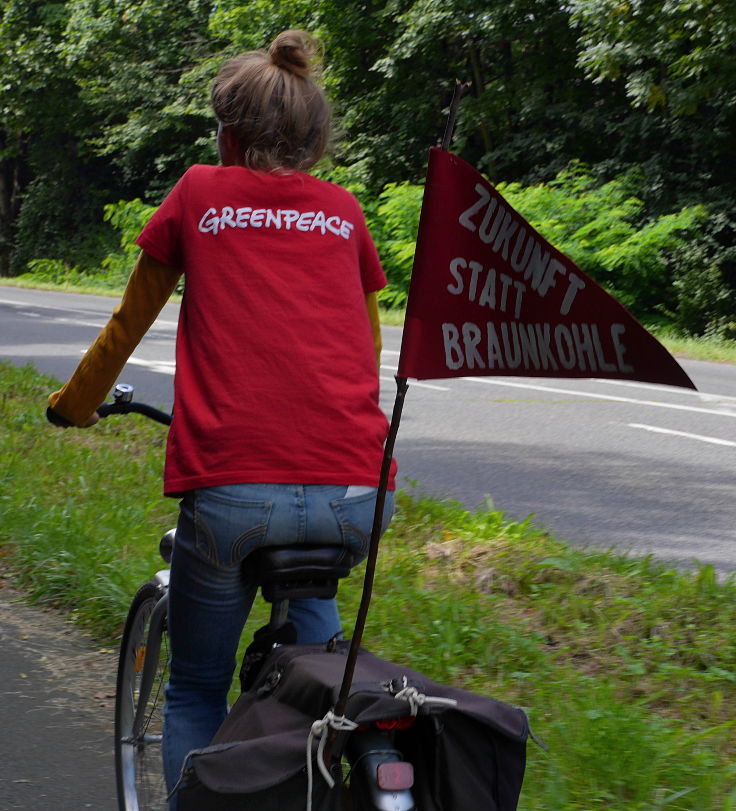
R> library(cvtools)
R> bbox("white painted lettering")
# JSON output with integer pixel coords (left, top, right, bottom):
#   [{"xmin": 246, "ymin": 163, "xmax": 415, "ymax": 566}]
[
  {"xmin": 519, "ymin": 323, "xmax": 541, "ymax": 370},
  {"xmin": 560, "ymin": 272, "xmax": 585, "ymax": 315},
  {"xmin": 571, "ymin": 323, "xmax": 596, "ymax": 371},
  {"xmin": 197, "ymin": 206, "xmax": 353, "ymax": 241},
  {"xmin": 554, "ymin": 324, "xmax": 576, "ymax": 370},
  {"xmin": 442, "ymin": 323, "xmax": 464, "ymax": 369},
  {"xmin": 458, "ymin": 183, "xmax": 492, "ymax": 231},
  {"xmin": 480, "ymin": 204, "xmax": 506, "ymax": 245},
  {"xmin": 282, "ymin": 210, "xmax": 299, "ymax": 229},
  {"xmin": 235, "ymin": 207, "xmax": 252, "ymax": 227},
  {"xmin": 538, "ymin": 257, "xmax": 567, "ymax": 297},
  {"xmin": 501, "ymin": 322, "xmax": 522, "ymax": 368},
  {"xmin": 478, "ymin": 268, "xmax": 497, "ymax": 309},
  {"xmin": 296, "ymin": 211, "xmax": 314, "ymax": 231},
  {"xmin": 493, "ymin": 213, "xmax": 519, "ymax": 259},
  {"xmin": 447, "ymin": 257, "xmax": 466, "ymax": 295},
  {"xmin": 198, "ymin": 207, "xmax": 219, "ymax": 234},
  {"xmin": 591, "ymin": 325, "xmax": 617, "ymax": 372},
  {"xmin": 325, "ymin": 216, "xmax": 342, "ymax": 236},
  {"xmin": 499, "ymin": 273, "xmax": 513, "ymax": 312},
  {"xmin": 220, "ymin": 206, "xmax": 236, "ymax": 229},
  {"xmin": 510, "ymin": 228, "xmax": 533, "ymax": 273},
  {"xmin": 524, "ymin": 242, "xmax": 550, "ymax": 291},
  {"xmin": 468, "ymin": 260, "xmax": 484, "ymax": 302},
  {"xmin": 486, "ymin": 323, "xmax": 505, "ymax": 368},
  {"xmin": 513, "ymin": 281, "xmax": 526, "ymax": 318},
  {"xmin": 311, "ymin": 210, "xmax": 327, "ymax": 233},
  {"xmin": 534, "ymin": 323, "xmax": 559, "ymax": 371},
  {"xmin": 611, "ymin": 324, "xmax": 634, "ymax": 372},
  {"xmin": 462, "ymin": 322, "xmax": 486, "ymax": 369}
]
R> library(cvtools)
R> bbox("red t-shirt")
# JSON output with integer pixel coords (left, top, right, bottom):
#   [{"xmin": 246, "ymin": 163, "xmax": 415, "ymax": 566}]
[{"xmin": 136, "ymin": 164, "xmax": 395, "ymax": 495}]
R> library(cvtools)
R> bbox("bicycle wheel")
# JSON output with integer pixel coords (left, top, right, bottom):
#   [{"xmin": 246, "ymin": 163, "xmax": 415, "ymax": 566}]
[{"xmin": 115, "ymin": 580, "xmax": 170, "ymax": 811}]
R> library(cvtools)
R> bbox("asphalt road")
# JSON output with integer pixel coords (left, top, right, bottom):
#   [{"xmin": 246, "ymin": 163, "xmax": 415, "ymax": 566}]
[{"xmin": 2, "ymin": 284, "xmax": 735, "ymax": 573}]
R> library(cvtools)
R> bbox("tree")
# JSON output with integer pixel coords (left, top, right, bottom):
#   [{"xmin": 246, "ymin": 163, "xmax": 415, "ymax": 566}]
[
  {"xmin": 568, "ymin": 0, "xmax": 736, "ymax": 208},
  {"xmin": 62, "ymin": 0, "xmax": 220, "ymax": 195},
  {"xmin": 0, "ymin": 1, "xmax": 80, "ymax": 273}
]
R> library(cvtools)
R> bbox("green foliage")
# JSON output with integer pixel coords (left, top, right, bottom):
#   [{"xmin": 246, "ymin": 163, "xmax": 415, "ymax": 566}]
[
  {"xmin": 498, "ymin": 166, "xmax": 707, "ymax": 318},
  {"xmin": 61, "ymin": 0, "xmax": 219, "ymax": 192},
  {"xmin": 3, "ymin": 0, "xmax": 736, "ymax": 336},
  {"xmin": 569, "ymin": 0, "xmax": 736, "ymax": 117},
  {"xmin": 348, "ymin": 166, "xmax": 711, "ymax": 324},
  {"xmin": 2, "ymin": 361, "xmax": 736, "ymax": 807},
  {"xmin": 369, "ymin": 182, "xmax": 424, "ymax": 309},
  {"xmin": 100, "ymin": 198, "xmax": 158, "ymax": 280}
]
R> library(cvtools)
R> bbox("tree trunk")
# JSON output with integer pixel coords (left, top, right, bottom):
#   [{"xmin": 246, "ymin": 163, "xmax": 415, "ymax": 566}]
[
  {"xmin": 468, "ymin": 44, "xmax": 494, "ymax": 178},
  {"xmin": 0, "ymin": 134, "xmax": 23, "ymax": 277}
]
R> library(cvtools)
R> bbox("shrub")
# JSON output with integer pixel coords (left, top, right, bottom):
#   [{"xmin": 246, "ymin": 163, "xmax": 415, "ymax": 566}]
[
  {"xmin": 100, "ymin": 198, "xmax": 159, "ymax": 281},
  {"xmin": 497, "ymin": 166, "xmax": 708, "ymax": 320},
  {"xmin": 369, "ymin": 181, "xmax": 424, "ymax": 310}
]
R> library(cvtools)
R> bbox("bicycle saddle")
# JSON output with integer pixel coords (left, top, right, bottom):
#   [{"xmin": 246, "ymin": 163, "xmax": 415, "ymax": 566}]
[{"xmin": 253, "ymin": 546, "xmax": 363, "ymax": 602}]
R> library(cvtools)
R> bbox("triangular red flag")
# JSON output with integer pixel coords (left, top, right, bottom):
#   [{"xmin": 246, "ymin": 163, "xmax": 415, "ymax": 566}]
[{"xmin": 398, "ymin": 148, "xmax": 696, "ymax": 390}]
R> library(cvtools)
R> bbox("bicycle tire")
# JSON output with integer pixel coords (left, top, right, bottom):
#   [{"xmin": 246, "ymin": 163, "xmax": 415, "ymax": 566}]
[{"xmin": 115, "ymin": 579, "xmax": 170, "ymax": 811}]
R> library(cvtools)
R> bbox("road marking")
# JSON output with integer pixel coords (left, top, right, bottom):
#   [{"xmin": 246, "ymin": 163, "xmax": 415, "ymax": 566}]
[
  {"xmin": 0, "ymin": 297, "xmax": 178, "ymax": 330},
  {"xmin": 596, "ymin": 376, "xmax": 736, "ymax": 405},
  {"xmin": 382, "ymin": 349, "xmax": 736, "ymax": 410},
  {"xmin": 380, "ymin": 375, "xmax": 449, "ymax": 391},
  {"xmin": 383, "ymin": 360, "xmax": 736, "ymax": 418},
  {"xmin": 629, "ymin": 423, "xmax": 736, "ymax": 447},
  {"xmin": 126, "ymin": 357, "xmax": 176, "ymax": 375},
  {"xmin": 460, "ymin": 377, "xmax": 736, "ymax": 419}
]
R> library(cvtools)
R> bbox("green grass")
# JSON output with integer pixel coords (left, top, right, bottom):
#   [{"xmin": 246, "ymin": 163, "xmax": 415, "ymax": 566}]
[
  {"xmin": 650, "ymin": 326, "xmax": 736, "ymax": 365},
  {"xmin": 1, "ymin": 361, "xmax": 735, "ymax": 809}
]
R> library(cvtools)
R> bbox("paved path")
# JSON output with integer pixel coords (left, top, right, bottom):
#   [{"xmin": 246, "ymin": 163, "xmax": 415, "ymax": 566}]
[{"xmin": 0, "ymin": 572, "xmax": 118, "ymax": 809}]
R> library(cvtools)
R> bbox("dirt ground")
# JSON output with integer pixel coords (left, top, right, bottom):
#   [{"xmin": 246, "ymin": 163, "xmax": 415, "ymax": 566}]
[{"xmin": 0, "ymin": 571, "xmax": 120, "ymax": 809}]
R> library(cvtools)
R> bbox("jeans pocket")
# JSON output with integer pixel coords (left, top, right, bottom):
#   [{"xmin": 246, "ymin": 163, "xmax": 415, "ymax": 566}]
[
  {"xmin": 193, "ymin": 490, "xmax": 273, "ymax": 567},
  {"xmin": 330, "ymin": 490, "xmax": 395, "ymax": 560}
]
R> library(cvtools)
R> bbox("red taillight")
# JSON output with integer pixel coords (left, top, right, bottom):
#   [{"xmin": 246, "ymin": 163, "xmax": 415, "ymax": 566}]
[
  {"xmin": 377, "ymin": 761, "xmax": 414, "ymax": 791},
  {"xmin": 375, "ymin": 716, "xmax": 416, "ymax": 731}
]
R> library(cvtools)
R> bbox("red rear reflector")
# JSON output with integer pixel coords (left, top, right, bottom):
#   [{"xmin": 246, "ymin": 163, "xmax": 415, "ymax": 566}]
[
  {"xmin": 375, "ymin": 716, "xmax": 416, "ymax": 731},
  {"xmin": 376, "ymin": 761, "xmax": 414, "ymax": 791}
]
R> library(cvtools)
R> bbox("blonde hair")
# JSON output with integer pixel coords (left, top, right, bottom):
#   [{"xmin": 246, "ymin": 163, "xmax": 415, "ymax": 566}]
[{"xmin": 211, "ymin": 30, "xmax": 330, "ymax": 171}]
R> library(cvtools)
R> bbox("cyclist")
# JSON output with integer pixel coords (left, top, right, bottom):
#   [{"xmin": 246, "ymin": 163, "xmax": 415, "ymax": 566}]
[{"xmin": 47, "ymin": 30, "xmax": 396, "ymax": 808}]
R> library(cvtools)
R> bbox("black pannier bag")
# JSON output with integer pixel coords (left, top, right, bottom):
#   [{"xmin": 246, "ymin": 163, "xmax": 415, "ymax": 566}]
[{"xmin": 176, "ymin": 641, "xmax": 529, "ymax": 811}]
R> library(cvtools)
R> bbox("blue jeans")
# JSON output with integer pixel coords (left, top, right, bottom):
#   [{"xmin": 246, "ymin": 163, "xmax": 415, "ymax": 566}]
[{"xmin": 162, "ymin": 483, "xmax": 394, "ymax": 806}]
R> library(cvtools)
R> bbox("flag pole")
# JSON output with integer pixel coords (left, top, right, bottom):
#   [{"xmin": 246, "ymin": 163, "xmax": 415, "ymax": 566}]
[
  {"xmin": 441, "ymin": 79, "xmax": 472, "ymax": 151},
  {"xmin": 330, "ymin": 376, "xmax": 408, "ymax": 726},
  {"xmin": 326, "ymin": 80, "xmax": 471, "ymax": 765}
]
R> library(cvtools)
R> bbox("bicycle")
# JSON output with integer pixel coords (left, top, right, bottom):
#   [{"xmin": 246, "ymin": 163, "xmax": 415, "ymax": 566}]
[{"xmin": 103, "ymin": 385, "xmax": 418, "ymax": 811}]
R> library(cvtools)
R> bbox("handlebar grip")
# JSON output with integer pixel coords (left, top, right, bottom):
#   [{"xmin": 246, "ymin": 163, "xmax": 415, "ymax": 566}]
[{"xmin": 97, "ymin": 401, "xmax": 172, "ymax": 426}]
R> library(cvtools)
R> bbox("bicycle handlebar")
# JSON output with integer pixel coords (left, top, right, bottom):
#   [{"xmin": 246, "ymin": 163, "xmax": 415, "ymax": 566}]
[{"xmin": 97, "ymin": 400, "xmax": 172, "ymax": 426}]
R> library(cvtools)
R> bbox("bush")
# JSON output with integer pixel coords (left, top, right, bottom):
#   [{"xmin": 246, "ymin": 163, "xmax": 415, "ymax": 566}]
[
  {"xmin": 667, "ymin": 211, "xmax": 736, "ymax": 339},
  {"xmin": 10, "ymin": 172, "xmax": 117, "ymax": 277},
  {"xmin": 369, "ymin": 182, "xmax": 424, "ymax": 310},
  {"xmin": 100, "ymin": 198, "xmax": 159, "ymax": 280},
  {"xmin": 497, "ymin": 165, "xmax": 708, "ymax": 320},
  {"xmin": 352, "ymin": 163, "xmax": 716, "ymax": 327}
]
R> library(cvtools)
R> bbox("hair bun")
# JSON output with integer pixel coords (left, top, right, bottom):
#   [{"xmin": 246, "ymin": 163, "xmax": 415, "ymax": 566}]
[{"xmin": 268, "ymin": 29, "xmax": 319, "ymax": 78}]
